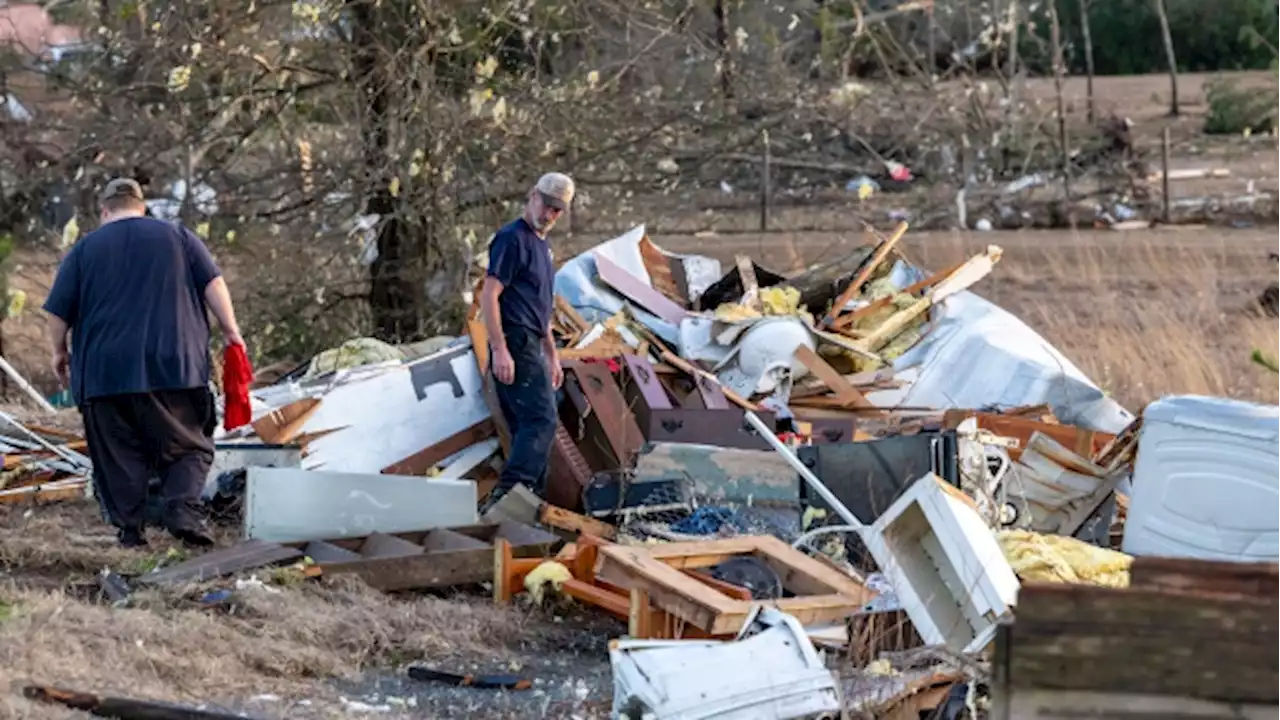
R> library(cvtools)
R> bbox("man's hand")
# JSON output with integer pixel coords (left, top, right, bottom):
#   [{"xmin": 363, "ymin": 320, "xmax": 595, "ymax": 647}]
[
  {"xmin": 548, "ymin": 348, "xmax": 563, "ymax": 389},
  {"xmin": 492, "ymin": 346, "xmax": 515, "ymax": 385},
  {"xmin": 224, "ymin": 329, "xmax": 246, "ymax": 348},
  {"xmin": 52, "ymin": 349, "xmax": 69, "ymax": 388}
]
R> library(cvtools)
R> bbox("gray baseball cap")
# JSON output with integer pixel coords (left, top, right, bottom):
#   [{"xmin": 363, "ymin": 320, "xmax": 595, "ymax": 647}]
[
  {"xmin": 534, "ymin": 172, "xmax": 575, "ymax": 210},
  {"xmin": 99, "ymin": 177, "xmax": 144, "ymax": 204}
]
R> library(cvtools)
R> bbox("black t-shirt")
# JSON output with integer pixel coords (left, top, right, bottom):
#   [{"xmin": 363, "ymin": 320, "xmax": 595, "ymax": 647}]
[
  {"xmin": 486, "ymin": 217, "xmax": 554, "ymax": 336},
  {"xmin": 43, "ymin": 217, "xmax": 222, "ymax": 404}
]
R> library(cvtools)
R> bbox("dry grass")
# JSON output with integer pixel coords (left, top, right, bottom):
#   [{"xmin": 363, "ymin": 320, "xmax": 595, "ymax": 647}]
[{"xmin": 0, "ymin": 503, "xmax": 586, "ymax": 719}]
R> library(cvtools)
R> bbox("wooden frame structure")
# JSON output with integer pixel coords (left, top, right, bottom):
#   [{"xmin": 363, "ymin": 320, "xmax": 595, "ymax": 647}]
[
  {"xmin": 596, "ymin": 535, "xmax": 874, "ymax": 636},
  {"xmin": 493, "ymin": 533, "xmax": 874, "ymax": 640}
]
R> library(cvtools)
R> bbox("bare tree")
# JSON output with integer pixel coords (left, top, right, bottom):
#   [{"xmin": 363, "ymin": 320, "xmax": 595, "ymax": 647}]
[{"xmin": 1048, "ymin": 0, "xmax": 1072, "ymax": 204}]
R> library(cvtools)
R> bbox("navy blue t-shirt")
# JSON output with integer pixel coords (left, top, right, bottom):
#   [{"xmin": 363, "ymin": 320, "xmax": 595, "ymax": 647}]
[
  {"xmin": 42, "ymin": 217, "xmax": 222, "ymax": 405},
  {"xmin": 486, "ymin": 218, "xmax": 554, "ymax": 336}
]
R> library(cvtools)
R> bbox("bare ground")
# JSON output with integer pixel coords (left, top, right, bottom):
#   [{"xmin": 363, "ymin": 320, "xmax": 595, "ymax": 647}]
[{"xmin": 0, "ymin": 502, "xmax": 619, "ymax": 719}]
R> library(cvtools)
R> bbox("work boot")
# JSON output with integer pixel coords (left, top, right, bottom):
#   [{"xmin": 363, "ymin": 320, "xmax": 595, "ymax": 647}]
[
  {"xmin": 169, "ymin": 525, "xmax": 215, "ymax": 548},
  {"xmin": 117, "ymin": 526, "xmax": 149, "ymax": 549}
]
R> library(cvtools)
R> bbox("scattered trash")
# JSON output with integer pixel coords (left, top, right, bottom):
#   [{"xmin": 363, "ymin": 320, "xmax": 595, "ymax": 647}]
[{"xmin": 407, "ymin": 665, "xmax": 533, "ymax": 691}]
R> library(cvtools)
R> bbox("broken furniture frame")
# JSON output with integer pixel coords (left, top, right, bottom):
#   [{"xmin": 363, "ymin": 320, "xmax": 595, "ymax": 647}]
[
  {"xmin": 493, "ymin": 534, "xmax": 763, "ymax": 640},
  {"xmin": 594, "ymin": 535, "xmax": 875, "ymax": 636}
]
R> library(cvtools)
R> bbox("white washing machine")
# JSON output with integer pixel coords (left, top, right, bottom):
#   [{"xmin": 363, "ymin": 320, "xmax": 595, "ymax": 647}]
[{"xmin": 1122, "ymin": 395, "xmax": 1280, "ymax": 562}]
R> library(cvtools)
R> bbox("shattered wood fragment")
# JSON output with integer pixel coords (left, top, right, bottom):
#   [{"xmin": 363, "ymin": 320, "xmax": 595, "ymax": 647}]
[
  {"xmin": 821, "ymin": 221, "xmax": 908, "ymax": 328},
  {"xmin": 251, "ymin": 396, "xmax": 321, "ymax": 444},
  {"xmin": 0, "ymin": 480, "xmax": 86, "ymax": 505},
  {"xmin": 833, "ymin": 259, "xmax": 966, "ymax": 330},
  {"xmin": 792, "ymin": 345, "xmax": 874, "ymax": 409},
  {"xmin": 734, "ymin": 254, "xmax": 760, "ymax": 310},
  {"xmin": 23, "ymin": 685, "xmax": 258, "ymax": 720},
  {"xmin": 637, "ymin": 235, "xmax": 687, "ymax": 305},
  {"xmin": 851, "ymin": 245, "xmax": 1002, "ymax": 354},
  {"xmin": 538, "ymin": 502, "xmax": 618, "ymax": 540},
  {"xmin": 380, "ymin": 419, "xmax": 496, "ymax": 476}
]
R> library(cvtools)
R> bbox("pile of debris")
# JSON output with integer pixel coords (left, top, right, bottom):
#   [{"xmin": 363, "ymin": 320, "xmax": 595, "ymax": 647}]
[{"xmin": 11, "ymin": 222, "xmax": 1278, "ymax": 718}]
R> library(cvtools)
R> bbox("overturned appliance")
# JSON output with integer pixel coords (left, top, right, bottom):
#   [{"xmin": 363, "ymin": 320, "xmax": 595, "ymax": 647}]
[{"xmin": 609, "ymin": 606, "xmax": 841, "ymax": 720}]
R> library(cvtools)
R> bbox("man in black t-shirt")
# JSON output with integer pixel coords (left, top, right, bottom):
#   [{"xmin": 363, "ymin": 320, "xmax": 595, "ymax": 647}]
[
  {"xmin": 43, "ymin": 178, "xmax": 245, "ymax": 548},
  {"xmin": 479, "ymin": 172, "xmax": 574, "ymax": 507}
]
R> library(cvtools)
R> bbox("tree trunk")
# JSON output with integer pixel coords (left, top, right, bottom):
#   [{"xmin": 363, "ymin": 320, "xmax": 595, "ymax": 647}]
[
  {"xmin": 1048, "ymin": 0, "xmax": 1072, "ymax": 209},
  {"xmin": 1077, "ymin": 0, "xmax": 1095, "ymax": 123},
  {"xmin": 713, "ymin": 0, "xmax": 734, "ymax": 100},
  {"xmin": 350, "ymin": 1, "xmax": 429, "ymax": 343},
  {"xmin": 1153, "ymin": 0, "xmax": 1179, "ymax": 115}
]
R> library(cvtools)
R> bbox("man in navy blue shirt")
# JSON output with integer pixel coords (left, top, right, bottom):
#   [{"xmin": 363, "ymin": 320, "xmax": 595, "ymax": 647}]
[
  {"xmin": 43, "ymin": 178, "xmax": 245, "ymax": 548},
  {"xmin": 479, "ymin": 172, "xmax": 574, "ymax": 507}
]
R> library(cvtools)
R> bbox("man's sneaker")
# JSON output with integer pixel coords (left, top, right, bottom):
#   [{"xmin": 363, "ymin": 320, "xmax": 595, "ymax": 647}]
[{"xmin": 118, "ymin": 527, "xmax": 149, "ymax": 549}]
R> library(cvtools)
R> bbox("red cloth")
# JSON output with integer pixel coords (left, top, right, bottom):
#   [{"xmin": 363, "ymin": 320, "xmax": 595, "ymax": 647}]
[{"xmin": 222, "ymin": 344, "xmax": 254, "ymax": 431}]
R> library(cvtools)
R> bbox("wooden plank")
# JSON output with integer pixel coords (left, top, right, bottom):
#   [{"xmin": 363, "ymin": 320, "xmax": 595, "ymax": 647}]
[
  {"xmin": 629, "ymin": 587, "xmax": 653, "ymax": 638},
  {"xmin": 137, "ymin": 540, "xmax": 302, "ymax": 586},
  {"xmin": 597, "ymin": 545, "xmax": 735, "ymax": 631},
  {"xmin": 1008, "ymin": 583, "xmax": 1279, "ymax": 703},
  {"xmin": 760, "ymin": 594, "xmax": 866, "ymax": 626},
  {"xmin": 638, "ymin": 236, "xmax": 686, "ymax": 304},
  {"xmin": 833, "ymin": 259, "xmax": 966, "ymax": 330},
  {"xmin": 539, "ymin": 503, "xmax": 618, "ymax": 541},
  {"xmin": 0, "ymin": 482, "xmax": 85, "ymax": 504},
  {"xmin": 684, "ymin": 569, "xmax": 753, "ymax": 601},
  {"xmin": 751, "ymin": 535, "xmax": 875, "ymax": 601},
  {"xmin": 380, "ymin": 419, "xmax": 496, "ymax": 475},
  {"xmin": 593, "ymin": 252, "xmax": 688, "ymax": 325},
  {"xmin": 942, "ymin": 410, "xmax": 1115, "ymax": 462},
  {"xmin": 1129, "ymin": 557, "xmax": 1279, "ymax": 598},
  {"xmin": 821, "ymin": 221, "xmax": 908, "ymax": 328},
  {"xmin": 1002, "ymin": 688, "xmax": 1278, "ymax": 720},
  {"xmin": 792, "ymin": 345, "xmax": 873, "ymax": 408},
  {"xmin": 562, "ymin": 578, "xmax": 631, "ymax": 619},
  {"xmin": 252, "ymin": 396, "xmax": 321, "ymax": 444}
]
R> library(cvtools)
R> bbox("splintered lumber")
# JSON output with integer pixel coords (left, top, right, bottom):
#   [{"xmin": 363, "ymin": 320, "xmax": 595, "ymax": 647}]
[
  {"xmin": 792, "ymin": 345, "xmax": 873, "ymax": 408},
  {"xmin": 538, "ymin": 503, "xmax": 618, "ymax": 541},
  {"xmin": 998, "ymin": 581, "xmax": 1278, "ymax": 709},
  {"xmin": 821, "ymin": 221, "xmax": 908, "ymax": 328},
  {"xmin": 251, "ymin": 396, "xmax": 321, "ymax": 444},
  {"xmin": 852, "ymin": 245, "xmax": 1002, "ymax": 353},
  {"xmin": 735, "ymin": 255, "xmax": 760, "ymax": 310}
]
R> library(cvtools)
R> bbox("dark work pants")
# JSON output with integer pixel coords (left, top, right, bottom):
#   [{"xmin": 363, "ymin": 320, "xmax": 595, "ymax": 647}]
[
  {"xmin": 493, "ymin": 326, "xmax": 557, "ymax": 497},
  {"xmin": 82, "ymin": 388, "xmax": 216, "ymax": 533}
]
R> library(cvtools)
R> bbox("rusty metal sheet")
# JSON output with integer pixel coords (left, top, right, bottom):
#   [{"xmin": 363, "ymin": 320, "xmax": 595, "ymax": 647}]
[
  {"xmin": 644, "ymin": 408, "xmax": 776, "ymax": 450},
  {"xmin": 136, "ymin": 539, "xmax": 302, "ymax": 586},
  {"xmin": 564, "ymin": 361, "xmax": 645, "ymax": 469},
  {"xmin": 547, "ymin": 422, "xmax": 594, "ymax": 510}
]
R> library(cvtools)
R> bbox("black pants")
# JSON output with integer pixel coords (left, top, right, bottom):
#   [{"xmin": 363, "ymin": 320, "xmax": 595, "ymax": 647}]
[
  {"xmin": 82, "ymin": 388, "xmax": 216, "ymax": 532},
  {"xmin": 493, "ymin": 327, "xmax": 558, "ymax": 497}
]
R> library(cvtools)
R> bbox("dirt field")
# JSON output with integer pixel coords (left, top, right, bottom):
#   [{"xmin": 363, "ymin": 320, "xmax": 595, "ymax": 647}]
[{"xmin": 0, "ymin": 71, "xmax": 1274, "ymax": 719}]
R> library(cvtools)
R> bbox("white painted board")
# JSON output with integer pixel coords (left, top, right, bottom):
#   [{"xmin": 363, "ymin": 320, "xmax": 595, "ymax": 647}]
[{"xmin": 245, "ymin": 467, "xmax": 477, "ymax": 542}]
